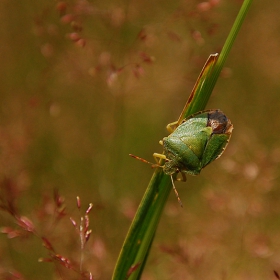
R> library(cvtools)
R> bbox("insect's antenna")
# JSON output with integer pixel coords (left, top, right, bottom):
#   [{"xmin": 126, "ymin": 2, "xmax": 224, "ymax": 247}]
[
  {"xmin": 170, "ymin": 175, "xmax": 183, "ymax": 208},
  {"xmin": 129, "ymin": 154, "xmax": 161, "ymax": 168}
]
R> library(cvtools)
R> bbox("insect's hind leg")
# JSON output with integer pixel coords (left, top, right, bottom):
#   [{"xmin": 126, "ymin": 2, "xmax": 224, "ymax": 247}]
[
  {"xmin": 166, "ymin": 117, "xmax": 189, "ymax": 134},
  {"xmin": 166, "ymin": 121, "xmax": 179, "ymax": 134}
]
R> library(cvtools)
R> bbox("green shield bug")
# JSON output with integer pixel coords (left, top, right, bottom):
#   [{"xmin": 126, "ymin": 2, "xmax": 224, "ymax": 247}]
[{"xmin": 130, "ymin": 109, "xmax": 233, "ymax": 206}]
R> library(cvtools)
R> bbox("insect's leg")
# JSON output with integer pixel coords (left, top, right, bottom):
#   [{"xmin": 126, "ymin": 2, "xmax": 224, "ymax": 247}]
[
  {"xmin": 166, "ymin": 121, "xmax": 179, "ymax": 134},
  {"xmin": 170, "ymin": 175, "xmax": 183, "ymax": 207},
  {"xmin": 176, "ymin": 172, "xmax": 186, "ymax": 182},
  {"xmin": 153, "ymin": 153, "xmax": 167, "ymax": 164}
]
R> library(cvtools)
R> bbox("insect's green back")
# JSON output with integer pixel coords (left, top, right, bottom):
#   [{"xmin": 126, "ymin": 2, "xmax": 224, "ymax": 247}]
[{"xmin": 161, "ymin": 110, "xmax": 233, "ymax": 176}]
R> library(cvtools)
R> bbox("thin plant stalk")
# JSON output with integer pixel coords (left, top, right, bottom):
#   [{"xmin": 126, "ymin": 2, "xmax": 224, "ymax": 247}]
[{"xmin": 112, "ymin": 0, "xmax": 253, "ymax": 279}]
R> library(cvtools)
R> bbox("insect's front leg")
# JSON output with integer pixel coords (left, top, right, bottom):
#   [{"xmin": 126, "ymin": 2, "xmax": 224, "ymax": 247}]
[{"xmin": 153, "ymin": 152, "xmax": 167, "ymax": 164}]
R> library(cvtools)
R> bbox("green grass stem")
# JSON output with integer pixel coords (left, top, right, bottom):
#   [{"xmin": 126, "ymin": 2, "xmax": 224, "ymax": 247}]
[{"xmin": 112, "ymin": 1, "xmax": 253, "ymax": 279}]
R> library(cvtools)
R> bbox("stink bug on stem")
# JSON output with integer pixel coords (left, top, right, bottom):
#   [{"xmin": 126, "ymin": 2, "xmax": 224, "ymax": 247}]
[{"xmin": 130, "ymin": 109, "xmax": 233, "ymax": 206}]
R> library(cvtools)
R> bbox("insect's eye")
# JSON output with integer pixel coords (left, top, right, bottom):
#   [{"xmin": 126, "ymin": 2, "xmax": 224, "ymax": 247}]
[{"xmin": 207, "ymin": 110, "xmax": 230, "ymax": 134}]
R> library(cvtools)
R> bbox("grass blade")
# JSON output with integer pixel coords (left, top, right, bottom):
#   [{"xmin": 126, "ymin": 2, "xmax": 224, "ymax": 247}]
[{"xmin": 112, "ymin": 1, "xmax": 253, "ymax": 279}]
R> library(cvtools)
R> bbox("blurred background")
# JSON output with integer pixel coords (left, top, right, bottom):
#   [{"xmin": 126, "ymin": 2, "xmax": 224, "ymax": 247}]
[{"xmin": 0, "ymin": 0, "xmax": 280, "ymax": 279}]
